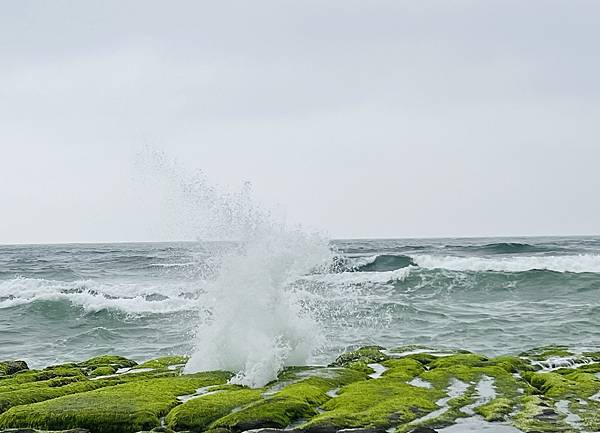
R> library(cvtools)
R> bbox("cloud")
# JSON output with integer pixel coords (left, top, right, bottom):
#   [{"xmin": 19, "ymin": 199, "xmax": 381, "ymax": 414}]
[{"xmin": 1, "ymin": 0, "xmax": 599, "ymax": 243}]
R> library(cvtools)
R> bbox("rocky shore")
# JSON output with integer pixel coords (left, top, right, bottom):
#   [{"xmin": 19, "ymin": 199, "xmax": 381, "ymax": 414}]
[{"xmin": 1, "ymin": 345, "xmax": 599, "ymax": 433}]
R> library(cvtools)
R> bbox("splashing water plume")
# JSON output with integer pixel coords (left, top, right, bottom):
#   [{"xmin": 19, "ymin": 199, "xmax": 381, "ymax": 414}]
[
  {"xmin": 137, "ymin": 148, "xmax": 332, "ymax": 387},
  {"xmin": 186, "ymin": 229, "xmax": 331, "ymax": 387}
]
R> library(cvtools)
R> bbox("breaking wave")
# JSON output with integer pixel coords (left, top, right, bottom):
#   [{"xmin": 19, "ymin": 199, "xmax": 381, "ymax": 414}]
[
  {"xmin": 412, "ymin": 254, "xmax": 600, "ymax": 273},
  {"xmin": 0, "ymin": 277, "xmax": 197, "ymax": 314}
]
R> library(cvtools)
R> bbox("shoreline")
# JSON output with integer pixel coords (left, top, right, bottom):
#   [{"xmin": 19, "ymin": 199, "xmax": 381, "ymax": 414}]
[{"xmin": 1, "ymin": 345, "xmax": 599, "ymax": 433}]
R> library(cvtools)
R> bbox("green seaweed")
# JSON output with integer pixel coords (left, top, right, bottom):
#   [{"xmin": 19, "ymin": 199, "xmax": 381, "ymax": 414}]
[
  {"xmin": 0, "ymin": 372, "xmax": 231, "ymax": 433},
  {"xmin": 210, "ymin": 369, "xmax": 366, "ymax": 432},
  {"xmin": 0, "ymin": 361, "xmax": 28, "ymax": 376},
  {"xmin": 78, "ymin": 355, "xmax": 137, "ymax": 371},
  {"xmin": 511, "ymin": 395, "xmax": 573, "ymax": 432},
  {"xmin": 475, "ymin": 397, "xmax": 513, "ymax": 421},
  {"xmin": 1, "ymin": 346, "xmax": 598, "ymax": 433},
  {"xmin": 133, "ymin": 356, "xmax": 189, "ymax": 371},
  {"xmin": 0, "ymin": 378, "xmax": 109, "ymax": 414},
  {"xmin": 330, "ymin": 346, "xmax": 389, "ymax": 368},
  {"xmin": 166, "ymin": 387, "xmax": 262, "ymax": 432},
  {"xmin": 300, "ymin": 377, "xmax": 443, "ymax": 431},
  {"xmin": 519, "ymin": 345, "xmax": 573, "ymax": 361},
  {"xmin": 523, "ymin": 370, "xmax": 600, "ymax": 398},
  {"xmin": 89, "ymin": 366, "xmax": 117, "ymax": 377}
]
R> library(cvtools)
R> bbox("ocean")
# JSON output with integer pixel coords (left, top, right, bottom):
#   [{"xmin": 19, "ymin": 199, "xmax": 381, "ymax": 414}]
[{"xmin": 1, "ymin": 236, "xmax": 599, "ymax": 375}]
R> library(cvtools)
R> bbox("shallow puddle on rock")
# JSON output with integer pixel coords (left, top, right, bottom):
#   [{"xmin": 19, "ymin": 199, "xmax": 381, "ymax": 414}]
[
  {"xmin": 436, "ymin": 415, "xmax": 523, "ymax": 433},
  {"xmin": 461, "ymin": 375, "xmax": 496, "ymax": 416},
  {"xmin": 555, "ymin": 400, "xmax": 582, "ymax": 430},
  {"xmin": 177, "ymin": 385, "xmax": 221, "ymax": 402},
  {"xmin": 167, "ymin": 363, "xmax": 185, "ymax": 370},
  {"xmin": 408, "ymin": 377, "xmax": 432, "ymax": 389},
  {"xmin": 411, "ymin": 379, "xmax": 470, "ymax": 424},
  {"xmin": 92, "ymin": 367, "xmax": 155, "ymax": 380},
  {"xmin": 326, "ymin": 387, "xmax": 340, "ymax": 398},
  {"xmin": 367, "ymin": 363, "xmax": 387, "ymax": 379}
]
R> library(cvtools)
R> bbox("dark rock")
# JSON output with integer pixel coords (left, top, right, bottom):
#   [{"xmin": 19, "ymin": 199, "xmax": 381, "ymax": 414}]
[
  {"xmin": 339, "ymin": 429, "xmax": 388, "ymax": 433},
  {"xmin": 235, "ymin": 421, "xmax": 283, "ymax": 432},
  {"xmin": 409, "ymin": 428, "xmax": 439, "ymax": 433},
  {"xmin": 300, "ymin": 425, "xmax": 339, "ymax": 433},
  {"xmin": 241, "ymin": 430, "xmax": 293, "ymax": 433},
  {"xmin": 0, "ymin": 430, "xmax": 89, "ymax": 433},
  {"xmin": 0, "ymin": 360, "xmax": 29, "ymax": 376},
  {"xmin": 0, "ymin": 429, "xmax": 38, "ymax": 433},
  {"xmin": 533, "ymin": 408, "xmax": 559, "ymax": 422}
]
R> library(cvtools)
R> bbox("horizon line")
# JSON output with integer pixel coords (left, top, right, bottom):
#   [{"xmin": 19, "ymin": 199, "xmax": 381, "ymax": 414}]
[{"xmin": 1, "ymin": 233, "xmax": 599, "ymax": 247}]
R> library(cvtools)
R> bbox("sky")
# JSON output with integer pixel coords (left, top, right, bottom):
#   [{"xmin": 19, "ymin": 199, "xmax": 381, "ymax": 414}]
[{"xmin": 1, "ymin": 0, "xmax": 599, "ymax": 244}]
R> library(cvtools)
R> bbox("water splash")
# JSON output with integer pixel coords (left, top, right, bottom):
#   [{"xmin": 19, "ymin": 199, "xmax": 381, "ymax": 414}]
[
  {"xmin": 136, "ymin": 148, "xmax": 332, "ymax": 387},
  {"xmin": 185, "ymin": 228, "xmax": 331, "ymax": 387}
]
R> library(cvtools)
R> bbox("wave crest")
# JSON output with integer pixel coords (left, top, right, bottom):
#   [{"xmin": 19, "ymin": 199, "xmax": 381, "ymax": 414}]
[
  {"xmin": 0, "ymin": 277, "xmax": 196, "ymax": 314},
  {"xmin": 412, "ymin": 254, "xmax": 600, "ymax": 273}
]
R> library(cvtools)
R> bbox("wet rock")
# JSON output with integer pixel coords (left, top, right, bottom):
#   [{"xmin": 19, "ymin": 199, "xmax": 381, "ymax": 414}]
[
  {"xmin": 2, "ymin": 347, "xmax": 600, "ymax": 433},
  {"xmin": 0, "ymin": 430, "xmax": 89, "ymax": 433},
  {"xmin": 0, "ymin": 360, "xmax": 29, "ymax": 376},
  {"xmin": 300, "ymin": 426, "xmax": 338, "ymax": 433},
  {"xmin": 338, "ymin": 428, "xmax": 388, "ymax": 433},
  {"xmin": 0, "ymin": 429, "xmax": 38, "ymax": 433},
  {"xmin": 409, "ymin": 428, "xmax": 439, "ymax": 433},
  {"xmin": 331, "ymin": 346, "xmax": 388, "ymax": 368},
  {"xmin": 241, "ymin": 430, "xmax": 298, "ymax": 433},
  {"xmin": 533, "ymin": 408, "xmax": 559, "ymax": 422}
]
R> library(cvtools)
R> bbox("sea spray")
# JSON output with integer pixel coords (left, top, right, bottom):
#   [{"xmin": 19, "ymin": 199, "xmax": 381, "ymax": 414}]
[
  {"xmin": 184, "ymin": 227, "xmax": 331, "ymax": 387},
  {"xmin": 135, "ymin": 148, "xmax": 332, "ymax": 387}
]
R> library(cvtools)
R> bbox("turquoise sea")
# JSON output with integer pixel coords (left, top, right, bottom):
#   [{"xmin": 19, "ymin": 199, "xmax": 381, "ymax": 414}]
[{"xmin": 1, "ymin": 237, "xmax": 599, "ymax": 368}]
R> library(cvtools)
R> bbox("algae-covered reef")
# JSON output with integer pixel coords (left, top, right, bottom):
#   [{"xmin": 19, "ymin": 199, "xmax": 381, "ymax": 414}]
[{"xmin": 1, "ymin": 345, "xmax": 600, "ymax": 433}]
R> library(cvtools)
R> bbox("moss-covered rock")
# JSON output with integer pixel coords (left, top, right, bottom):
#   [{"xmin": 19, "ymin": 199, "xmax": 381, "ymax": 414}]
[
  {"xmin": 475, "ymin": 397, "xmax": 513, "ymax": 421},
  {"xmin": 300, "ymin": 374, "xmax": 443, "ymax": 431},
  {"xmin": 77, "ymin": 356, "xmax": 137, "ymax": 372},
  {"xmin": 0, "ymin": 362, "xmax": 28, "ymax": 377},
  {"xmin": 132, "ymin": 356, "xmax": 188, "ymax": 371},
  {"xmin": 89, "ymin": 366, "xmax": 117, "ymax": 378},
  {"xmin": 523, "ymin": 369, "xmax": 600, "ymax": 398},
  {"xmin": 0, "ymin": 372, "xmax": 231, "ymax": 433},
  {"xmin": 519, "ymin": 345, "xmax": 573, "ymax": 361},
  {"xmin": 1, "ymin": 346, "xmax": 599, "ymax": 433},
  {"xmin": 0, "ymin": 378, "xmax": 108, "ymax": 414},
  {"xmin": 330, "ymin": 346, "xmax": 389, "ymax": 369},
  {"xmin": 512, "ymin": 395, "xmax": 572, "ymax": 432},
  {"xmin": 166, "ymin": 386, "xmax": 262, "ymax": 431}
]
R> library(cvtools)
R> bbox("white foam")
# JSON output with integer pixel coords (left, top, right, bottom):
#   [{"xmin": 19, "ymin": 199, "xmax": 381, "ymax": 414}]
[
  {"xmin": 0, "ymin": 277, "xmax": 196, "ymax": 314},
  {"xmin": 530, "ymin": 356, "xmax": 596, "ymax": 371},
  {"xmin": 413, "ymin": 254, "xmax": 600, "ymax": 273},
  {"xmin": 301, "ymin": 267, "xmax": 412, "ymax": 285}
]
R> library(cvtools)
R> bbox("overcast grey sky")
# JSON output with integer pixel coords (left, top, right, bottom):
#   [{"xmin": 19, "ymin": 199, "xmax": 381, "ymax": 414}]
[{"xmin": 1, "ymin": 0, "xmax": 599, "ymax": 244}]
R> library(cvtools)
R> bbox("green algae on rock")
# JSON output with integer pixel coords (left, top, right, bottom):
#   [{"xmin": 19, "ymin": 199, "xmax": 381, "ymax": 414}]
[
  {"xmin": 0, "ymin": 373, "xmax": 231, "ymax": 433},
  {"xmin": 0, "ymin": 347, "xmax": 600, "ymax": 433},
  {"xmin": 0, "ymin": 362, "xmax": 28, "ymax": 377},
  {"xmin": 132, "ymin": 356, "xmax": 189, "ymax": 371}
]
